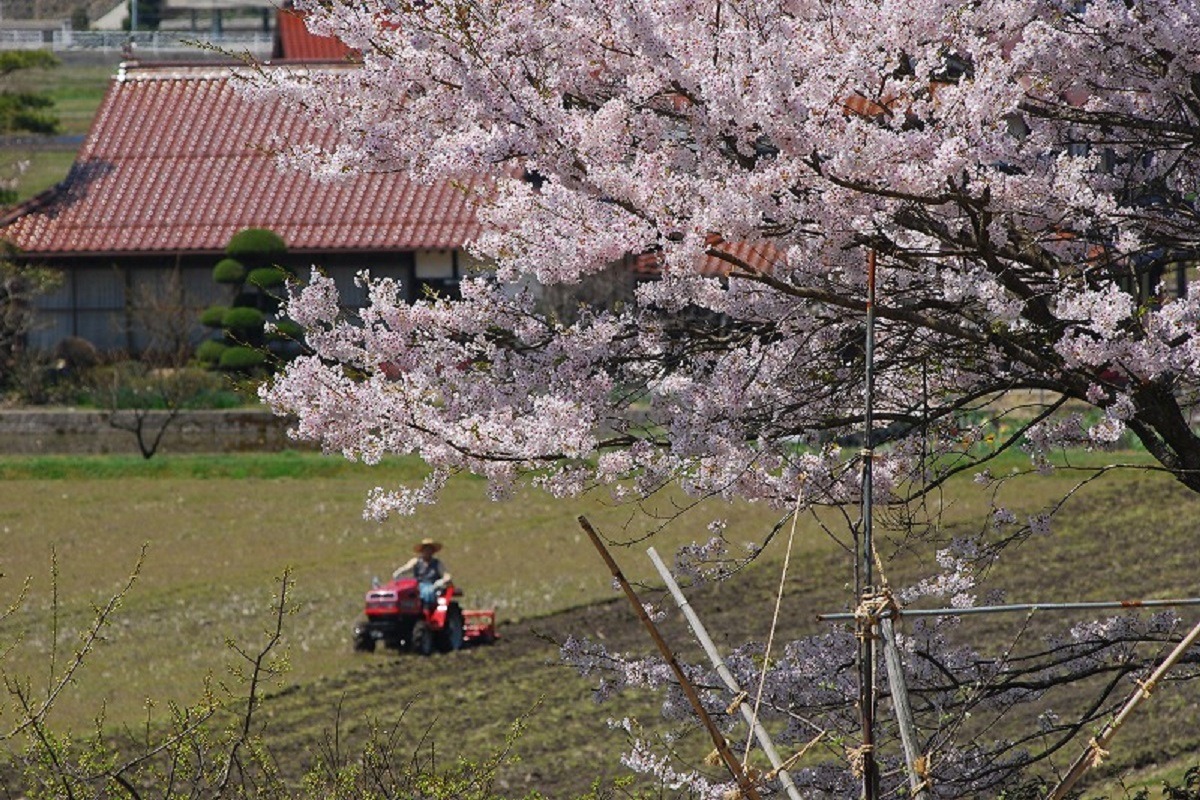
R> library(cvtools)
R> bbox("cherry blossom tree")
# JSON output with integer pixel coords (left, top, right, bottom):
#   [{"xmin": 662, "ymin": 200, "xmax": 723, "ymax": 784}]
[{"xmin": 257, "ymin": 1, "xmax": 1200, "ymax": 795}]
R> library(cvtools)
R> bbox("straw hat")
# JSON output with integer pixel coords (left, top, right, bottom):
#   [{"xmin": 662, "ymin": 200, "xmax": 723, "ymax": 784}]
[{"xmin": 413, "ymin": 537, "xmax": 443, "ymax": 554}]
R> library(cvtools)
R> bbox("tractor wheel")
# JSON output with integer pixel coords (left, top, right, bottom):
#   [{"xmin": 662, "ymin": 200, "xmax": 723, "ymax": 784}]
[
  {"xmin": 353, "ymin": 626, "xmax": 376, "ymax": 653},
  {"xmin": 410, "ymin": 620, "xmax": 434, "ymax": 656},
  {"xmin": 438, "ymin": 606, "xmax": 465, "ymax": 652}
]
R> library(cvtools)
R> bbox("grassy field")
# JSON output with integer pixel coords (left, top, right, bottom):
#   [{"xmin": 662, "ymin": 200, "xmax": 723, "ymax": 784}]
[
  {"xmin": 19, "ymin": 62, "xmax": 117, "ymax": 137},
  {"xmin": 1, "ymin": 448, "xmax": 1199, "ymax": 797},
  {"xmin": 0, "ymin": 452, "xmax": 797, "ymax": 730},
  {"xmin": 4, "ymin": 60, "xmax": 116, "ymax": 202}
]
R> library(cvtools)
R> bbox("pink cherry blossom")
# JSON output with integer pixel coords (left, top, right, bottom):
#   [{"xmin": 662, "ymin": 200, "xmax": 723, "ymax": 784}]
[{"xmin": 255, "ymin": 2, "xmax": 1200, "ymax": 793}]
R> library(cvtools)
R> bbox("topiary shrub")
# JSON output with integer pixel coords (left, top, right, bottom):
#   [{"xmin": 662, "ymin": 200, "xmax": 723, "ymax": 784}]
[
  {"xmin": 268, "ymin": 319, "xmax": 305, "ymax": 341},
  {"xmin": 199, "ymin": 227, "xmax": 296, "ymax": 375},
  {"xmin": 222, "ymin": 306, "xmax": 265, "ymax": 332},
  {"xmin": 212, "ymin": 258, "xmax": 246, "ymax": 284},
  {"xmin": 200, "ymin": 305, "xmax": 229, "ymax": 328},
  {"xmin": 247, "ymin": 266, "xmax": 287, "ymax": 289},
  {"xmin": 195, "ymin": 339, "xmax": 227, "ymax": 365},
  {"xmin": 226, "ymin": 229, "xmax": 287, "ymax": 263},
  {"xmin": 218, "ymin": 345, "xmax": 267, "ymax": 371}
]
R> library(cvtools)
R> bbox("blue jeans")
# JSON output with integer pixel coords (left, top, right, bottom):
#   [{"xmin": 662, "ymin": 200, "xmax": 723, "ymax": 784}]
[{"xmin": 419, "ymin": 582, "xmax": 437, "ymax": 605}]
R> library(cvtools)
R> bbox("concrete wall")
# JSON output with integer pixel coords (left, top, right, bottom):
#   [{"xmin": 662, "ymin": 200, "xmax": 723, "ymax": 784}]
[{"xmin": 0, "ymin": 408, "xmax": 304, "ymax": 455}]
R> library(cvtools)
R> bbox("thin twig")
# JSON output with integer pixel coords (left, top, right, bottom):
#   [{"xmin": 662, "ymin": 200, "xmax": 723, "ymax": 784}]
[
  {"xmin": 214, "ymin": 569, "xmax": 293, "ymax": 798},
  {"xmin": 4, "ymin": 546, "xmax": 147, "ymax": 741}
]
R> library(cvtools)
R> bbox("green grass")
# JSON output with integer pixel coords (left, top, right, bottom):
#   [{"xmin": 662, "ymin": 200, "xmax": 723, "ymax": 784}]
[
  {"xmin": 5, "ymin": 149, "xmax": 75, "ymax": 200},
  {"xmin": 2, "ymin": 61, "xmax": 112, "ymax": 203},
  {"xmin": 0, "ymin": 451, "xmax": 432, "ymax": 480},
  {"xmin": 11, "ymin": 62, "xmax": 112, "ymax": 137},
  {"xmin": 0, "ymin": 452, "xmax": 793, "ymax": 733}
]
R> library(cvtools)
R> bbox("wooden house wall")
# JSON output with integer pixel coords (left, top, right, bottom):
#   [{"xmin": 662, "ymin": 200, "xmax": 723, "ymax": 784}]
[{"xmin": 29, "ymin": 252, "xmax": 423, "ymax": 356}]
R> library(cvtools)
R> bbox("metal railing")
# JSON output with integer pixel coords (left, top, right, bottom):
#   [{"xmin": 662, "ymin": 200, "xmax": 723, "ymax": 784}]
[{"xmin": 0, "ymin": 28, "xmax": 273, "ymax": 54}]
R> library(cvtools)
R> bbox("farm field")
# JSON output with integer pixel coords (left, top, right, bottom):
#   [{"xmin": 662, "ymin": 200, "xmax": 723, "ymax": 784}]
[{"xmin": 1, "ymin": 449, "xmax": 1198, "ymax": 797}]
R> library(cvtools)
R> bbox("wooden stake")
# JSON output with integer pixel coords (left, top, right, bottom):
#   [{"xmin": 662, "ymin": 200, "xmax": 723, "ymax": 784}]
[
  {"xmin": 859, "ymin": 248, "xmax": 880, "ymax": 800},
  {"xmin": 817, "ymin": 596, "xmax": 1200, "ymax": 622},
  {"xmin": 578, "ymin": 516, "xmax": 762, "ymax": 800}
]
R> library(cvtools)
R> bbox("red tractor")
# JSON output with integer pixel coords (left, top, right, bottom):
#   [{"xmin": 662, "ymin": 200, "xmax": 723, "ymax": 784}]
[{"xmin": 353, "ymin": 577, "xmax": 497, "ymax": 656}]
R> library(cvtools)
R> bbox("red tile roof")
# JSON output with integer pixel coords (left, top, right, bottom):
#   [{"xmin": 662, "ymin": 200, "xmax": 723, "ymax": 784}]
[
  {"xmin": 0, "ymin": 63, "xmax": 482, "ymax": 258},
  {"xmin": 632, "ymin": 236, "xmax": 779, "ymax": 277},
  {"xmin": 274, "ymin": 9, "xmax": 357, "ymax": 62}
]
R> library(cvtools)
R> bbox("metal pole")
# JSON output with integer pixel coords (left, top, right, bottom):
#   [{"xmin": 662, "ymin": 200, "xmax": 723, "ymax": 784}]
[
  {"xmin": 816, "ymin": 596, "xmax": 1200, "ymax": 622},
  {"xmin": 578, "ymin": 517, "xmax": 762, "ymax": 800},
  {"xmin": 646, "ymin": 547, "xmax": 804, "ymax": 800},
  {"xmin": 858, "ymin": 249, "xmax": 879, "ymax": 799}
]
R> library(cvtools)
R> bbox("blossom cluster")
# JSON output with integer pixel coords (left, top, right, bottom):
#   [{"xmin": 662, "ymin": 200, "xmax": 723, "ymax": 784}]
[{"xmin": 262, "ymin": 0, "xmax": 1200, "ymax": 514}]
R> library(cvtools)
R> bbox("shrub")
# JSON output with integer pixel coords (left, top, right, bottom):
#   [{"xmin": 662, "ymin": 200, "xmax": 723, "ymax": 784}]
[
  {"xmin": 218, "ymin": 346, "xmax": 267, "ymax": 371},
  {"xmin": 195, "ymin": 339, "xmax": 227, "ymax": 364},
  {"xmin": 213, "ymin": 258, "xmax": 246, "ymax": 284},
  {"xmin": 247, "ymin": 266, "xmax": 287, "ymax": 289},
  {"xmin": 226, "ymin": 228, "xmax": 287, "ymax": 261},
  {"xmin": 267, "ymin": 320, "xmax": 304, "ymax": 341},
  {"xmin": 199, "ymin": 305, "xmax": 228, "ymax": 328},
  {"xmin": 53, "ymin": 336, "xmax": 99, "ymax": 372},
  {"xmin": 198, "ymin": 227, "xmax": 296, "ymax": 375},
  {"xmin": 221, "ymin": 306, "xmax": 265, "ymax": 332}
]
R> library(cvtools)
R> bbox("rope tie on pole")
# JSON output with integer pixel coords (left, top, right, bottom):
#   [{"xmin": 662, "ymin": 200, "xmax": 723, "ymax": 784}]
[
  {"xmin": 1087, "ymin": 737, "xmax": 1110, "ymax": 768},
  {"xmin": 1135, "ymin": 677, "xmax": 1159, "ymax": 700},
  {"xmin": 725, "ymin": 690, "xmax": 749, "ymax": 715},
  {"xmin": 853, "ymin": 587, "xmax": 898, "ymax": 639},
  {"xmin": 911, "ymin": 752, "xmax": 934, "ymax": 793},
  {"xmin": 764, "ymin": 731, "xmax": 827, "ymax": 782},
  {"xmin": 707, "ymin": 756, "xmax": 761, "ymax": 800},
  {"xmin": 847, "ymin": 742, "xmax": 875, "ymax": 777}
]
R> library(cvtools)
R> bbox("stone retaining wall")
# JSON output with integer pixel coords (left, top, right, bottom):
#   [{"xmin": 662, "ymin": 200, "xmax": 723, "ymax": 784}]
[{"xmin": 0, "ymin": 408, "xmax": 303, "ymax": 455}]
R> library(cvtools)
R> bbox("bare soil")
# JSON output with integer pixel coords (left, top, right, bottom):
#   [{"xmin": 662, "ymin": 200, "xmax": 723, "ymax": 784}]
[
  {"xmin": 248, "ymin": 474, "xmax": 1200, "ymax": 798},
  {"xmin": 255, "ymin": 558, "xmax": 837, "ymax": 798}
]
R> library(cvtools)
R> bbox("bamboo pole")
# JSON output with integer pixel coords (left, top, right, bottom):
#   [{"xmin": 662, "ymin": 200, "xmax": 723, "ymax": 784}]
[
  {"xmin": 646, "ymin": 546, "xmax": 804, "ymax": 800},
  {"xmin": 879, "ymin": 617, "xmax": 930, "ymax": 800},
  {"xmin": 1046, "ymin": 615, "xmax": 1200, "ymax": 800},
  {"xmin": 578, "ymin": 516, "xmax": 761, "ymax": 800}
]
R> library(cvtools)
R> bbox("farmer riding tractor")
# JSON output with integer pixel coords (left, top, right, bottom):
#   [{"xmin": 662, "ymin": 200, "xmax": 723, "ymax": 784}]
[{"xmin": 353, "ymin": 538, "xmax": 497, "ymax": 656}]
